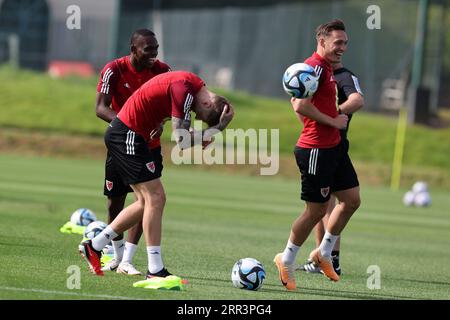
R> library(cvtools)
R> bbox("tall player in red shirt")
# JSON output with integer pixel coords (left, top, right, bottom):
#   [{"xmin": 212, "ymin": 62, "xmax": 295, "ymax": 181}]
[
  {"xmin": 95, "ymin": 29, "xmax": 170, "ymax": 275},
  {"xmin": 274, "ymin": 20, "xmax": 360, "ymax": 291},
  {"xmin": 79, "ymin": 71, "xmax": 234, "ymax": 277}
]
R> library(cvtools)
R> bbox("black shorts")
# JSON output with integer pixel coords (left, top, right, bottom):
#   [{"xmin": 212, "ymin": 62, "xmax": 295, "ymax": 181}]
[
  {"xmin": 103, "ymin": 118, "xmax": 162, "ymax": 196},
  {"xmin": 294, "ymin": 141, "xmax": 359, "ymax": 203}
]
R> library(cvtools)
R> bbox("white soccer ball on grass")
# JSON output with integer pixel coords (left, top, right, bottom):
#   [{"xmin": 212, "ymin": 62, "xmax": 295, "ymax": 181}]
[{"xmin": 231, "ymin": 258, "xmax": 266, "ymax": 291}]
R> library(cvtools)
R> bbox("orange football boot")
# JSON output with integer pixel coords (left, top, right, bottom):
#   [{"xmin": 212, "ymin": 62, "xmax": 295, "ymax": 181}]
[
  {"xmin": 273, "ymin": 253, "xmax": 296, "ymax": 291},
  {"xmin": 309, "ymin": 248, "xmax": 340, "ymax": 282}
]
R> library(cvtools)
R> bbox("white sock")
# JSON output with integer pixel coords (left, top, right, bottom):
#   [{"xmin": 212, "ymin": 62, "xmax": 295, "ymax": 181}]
[
  {"xmin": 147, "ymin": 246, "xmax": 164, "ymax": 274},
  {"xmin": 282, "ymin": 240, "xmax": 300, "ymax": 265},
  {"xmin": 112, "ymin": 239, "xmax": 125, "ymax": 261},
  {"xmin": 122, "ymin": 242, "xmax": 138, "ymax": 264},
  {"xmin": 319, "ymin": 231, "xmax": 339, "ymax": 257},
  {"xmin": 92, "ymin": 226, "xmax": 118, "ymax": 251}
]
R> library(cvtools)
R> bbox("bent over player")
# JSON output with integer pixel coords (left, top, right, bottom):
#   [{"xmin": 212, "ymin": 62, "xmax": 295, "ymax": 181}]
[
  {"xmin": 80, "ymin": 71, "xmax": 234, "ymax": 278},
  {"xmin": 96, "ymin": 29, "xmax": 170, "ymax": 275}
]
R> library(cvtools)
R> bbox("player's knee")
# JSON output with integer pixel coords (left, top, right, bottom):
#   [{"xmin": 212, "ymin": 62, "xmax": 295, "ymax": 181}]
[
  {"xmin": 159, "ymin": 190, "xmax": 166, "ymax": 206},
  {"xmin": 143, "ymin": 189, "xmax": 165, "ymax": 209},
  {"xmin": 135, "ymin": 198, "xmax": 145, "ymax": 212},
  {"xmin": 149, "ymin": 189, "xmax": 166, "ymax": 208},
  {"xmin": 345, "ymin": 196, "xmax": 360, "ymax": 213}
]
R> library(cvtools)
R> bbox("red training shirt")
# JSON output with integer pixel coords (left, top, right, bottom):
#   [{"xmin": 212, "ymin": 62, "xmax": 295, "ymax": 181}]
[
  {"xmin": 117, "ymin": 71, "xmax": 205, "ymax": 142},
  {"xmin": 96, "ymin": 56, "xmax": 170, "ymax": 148},
  {"xmin": 297, "ymin": 52, "xmax": 340, "ymax": 148}
]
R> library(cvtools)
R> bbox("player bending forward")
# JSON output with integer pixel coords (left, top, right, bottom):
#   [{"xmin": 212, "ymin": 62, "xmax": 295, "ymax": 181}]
[{"xmin": 79, "ymin": 71, "xmax": 234, "ymax": 278}]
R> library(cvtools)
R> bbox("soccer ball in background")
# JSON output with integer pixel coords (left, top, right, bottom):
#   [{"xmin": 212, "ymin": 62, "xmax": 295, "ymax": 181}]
[
  {"xmin": 402, "ymin": 191, "xmax": 416, "ymax": 206},
  {"xmin": 102, "ymin": 244, "xmax": 114, "ymax": 256},
  {"xmin": 70, "ymin": 208, "xmax": 97, "ymax": 226},
  {"xmin": 414, "ymin": 192, "xmax": 431, "ymax": 207},
  {"xmin": 231, "ymin": 258, "xmax": 266, "ymax": 291},
  {"xmin": 403, "ymin": 181, "xmax": 431, "ymax": 207},
  {"xmin": 412, "ymin": 181, "xmax": 428, "ymax": 194},
  {"xmin": 84, "ymin": 220, "xmax": 108, "ymax": 240},
  {"xmin": 282, "ymin": 63, "xmax": 319, "ymax": 99}
]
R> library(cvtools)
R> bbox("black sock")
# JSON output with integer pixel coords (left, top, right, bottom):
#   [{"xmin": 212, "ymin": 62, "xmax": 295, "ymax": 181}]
[{"xmin": 331, "ymin": 250, "xmax": 340, "ymax": 258}]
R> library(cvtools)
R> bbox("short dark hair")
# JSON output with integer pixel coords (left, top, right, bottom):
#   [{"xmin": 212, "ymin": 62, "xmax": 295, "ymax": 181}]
[
  {"xmin": 315, "ymin": 19, "xmax": 346, "ymax": 40},
  {"xmin": 204, "ymin": 95, "xmax": 230, "ymax": 127},
  {"xmin": 130, "ymin": 29, "xmax": 155, "ymax": 45}
]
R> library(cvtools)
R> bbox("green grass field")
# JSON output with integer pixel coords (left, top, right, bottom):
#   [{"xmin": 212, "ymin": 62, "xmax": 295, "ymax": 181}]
[{"xmin": 1, "ymin": 154, "xmax": 449, "ymax": 300}]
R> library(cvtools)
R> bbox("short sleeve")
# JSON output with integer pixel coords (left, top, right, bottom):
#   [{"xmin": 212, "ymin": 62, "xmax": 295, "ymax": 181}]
[
  {"xmin": 169, "ymin": 80, "xmax": 194, "ymax": 122},
  {"xmin": 304, "ymin": 57, "xmax": 325, "ymax": 84},
  {"xmin": 339, "ymin": 72, "xmax": 363, "ymax": 98},
  {"xmin": 96, "ymin": 62, "xmax": 118, "ymax": 95}
]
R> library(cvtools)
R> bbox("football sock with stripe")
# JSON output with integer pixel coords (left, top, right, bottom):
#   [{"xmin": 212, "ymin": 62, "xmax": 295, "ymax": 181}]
[
  {"xmin": 319, "ymin": 231, "xmax": 339, "ymax": 257},
  {"xmin": 147, "ymin": 246, "xmax": 164, "ymax": 274}
]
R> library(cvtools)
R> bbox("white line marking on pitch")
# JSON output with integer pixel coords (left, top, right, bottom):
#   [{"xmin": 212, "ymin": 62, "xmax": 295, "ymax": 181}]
[{"xmin": 0, "ymin": 286, "xmax": 147, "ymax": 300}]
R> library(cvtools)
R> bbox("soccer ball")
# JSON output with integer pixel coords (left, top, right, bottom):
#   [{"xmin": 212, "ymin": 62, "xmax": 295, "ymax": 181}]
[
  {"xmin": 282, "ymin": 62, "xmax": 319, "ymax": 99},
  {"xmin": 403, "ymin": 191, "xmax": 416, "ymax": 206},
  {"xmin": 102, "ymin": 244, "xmax": 114, "ymax": 256},
  {"xmin": 414, "ymin": 191, "xmax": 431, "ymax": 207},
  {"xmin": 231, "ymin": 258, "xmax": 266, "ymax": 291},
  {"xmin": 70, "ymin": 208, "xmax": 97, "ymax": 226},
  {"xmin": 412, "ymin": 181, "xmax": 428, "ymax": 194},
  {"xmin": 84, "ymin": 220, "xmax": 108, "ymax": 240}
]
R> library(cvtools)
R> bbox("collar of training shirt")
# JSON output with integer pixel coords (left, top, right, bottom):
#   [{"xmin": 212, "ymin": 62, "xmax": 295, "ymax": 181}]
[{"xmin": 312, "ymin": 52, "xmax": 332, "ymax": 71}]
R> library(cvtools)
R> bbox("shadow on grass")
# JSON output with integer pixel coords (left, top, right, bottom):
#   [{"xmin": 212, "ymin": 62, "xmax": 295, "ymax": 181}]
[
  {"xmin": 180, "ymin": 275, "xmax": 417, "ymax": 300},
  {"xmin": 261, "ymin": 284, "xmax": 417, "ymax": 300}
]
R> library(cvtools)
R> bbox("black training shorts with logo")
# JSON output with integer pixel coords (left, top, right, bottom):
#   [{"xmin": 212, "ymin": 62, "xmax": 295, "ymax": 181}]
[
  {"xmin": 104, "ymin": 117, "xmax": 162, "ymax": 189},
  {"xmin": 294, "ymin": 140, "xmax": 359, "ymax": 203},
  {"xmin": 103, "ymin": 146, "xmax": 164, "ymax": 197}
]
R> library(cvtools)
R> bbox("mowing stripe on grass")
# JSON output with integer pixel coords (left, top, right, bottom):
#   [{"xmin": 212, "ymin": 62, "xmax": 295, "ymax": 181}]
[{"xmin": 0, "ymin": 286, "xmax": 146, "ymax": 300}]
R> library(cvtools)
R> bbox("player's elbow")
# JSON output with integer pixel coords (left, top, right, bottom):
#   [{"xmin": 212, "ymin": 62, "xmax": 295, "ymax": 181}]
[
  {"xmin": 95, "ymin": 104, "xmax": 108, "ymax": 119},
  {"xmin": 293, "ymin": 98, "xmax": 309, "ymax": 115},
  {"xmin": 356, "ymin": 95, "xmax": 364, "ymax": 111},
  {"xmin": 349, "ymin": 94, "xmax": 364, "ymax": 112},
  {"xmin": 95, "ymin": 104, "xmax": 103, "ymax": 118}
]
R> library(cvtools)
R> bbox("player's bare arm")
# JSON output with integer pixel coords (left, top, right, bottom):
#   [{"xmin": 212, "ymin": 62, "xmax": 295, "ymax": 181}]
[
  {"xmin": 95, "ymin": 92, "xmax": 117, "ymax": 123},
  {"xmin": 171, "ymin": 116, "xmax": 197, "ymax": 149},
  {"xmin": 204, "ymin": 104, "xmax": 234, "ymax": 136},
  {"xmin": 200, "ymin": 104, "xmax": 234, "ymax": 149},
  {"xmin": 292, "ymin": 97, "xmax": 348, "ymax": 129},
  {"xmin": 172, "ymin": 104, "xmax": 234, "ymax": 149},
  {"xmin": 291, "ymin": 97, "xmax": 305, "ymax": 124},
  {"xmin": 338, "ymin": 93, "xmax": 364, "ymax": 114}
]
